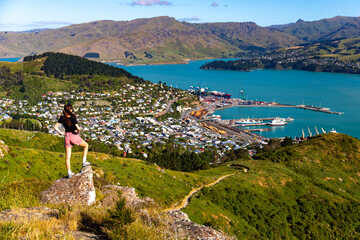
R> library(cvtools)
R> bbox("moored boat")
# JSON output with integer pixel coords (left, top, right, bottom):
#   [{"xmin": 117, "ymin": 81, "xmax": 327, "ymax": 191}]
[
  {"xmin": 235, "ymin": 118, "xmax": 263, "ymax": 125},
  {"xmin": 267, "ymin": 118, "xmax": 287, "ymax": 126},
  {"xmin": 329, "ymin": 128, "xmax": 337, "ymax": 133}
]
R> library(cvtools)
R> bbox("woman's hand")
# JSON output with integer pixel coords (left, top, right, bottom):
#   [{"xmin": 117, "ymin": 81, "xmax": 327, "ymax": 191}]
[{"xmin": 75, "ymin": 124, "xmax": 82, "ymax": 134}]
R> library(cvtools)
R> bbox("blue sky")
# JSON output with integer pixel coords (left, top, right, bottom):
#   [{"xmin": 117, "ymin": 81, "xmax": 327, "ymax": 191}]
[{"xmin": 0, "ymin": 0, "xmax": 359, "ymax": 31}]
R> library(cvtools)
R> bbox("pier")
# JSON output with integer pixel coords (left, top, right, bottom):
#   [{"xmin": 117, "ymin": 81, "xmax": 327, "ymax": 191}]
[
  {"xmin": 202, "ymin": 96, "xmax": 344, "ymax": 116},
  {"xmin": 245, "ymin": 128, "xmax": 271, "ymax": 132},
  {"xmin": 295, "ymin": 105, "xmax": 344, "ymax": 115}
]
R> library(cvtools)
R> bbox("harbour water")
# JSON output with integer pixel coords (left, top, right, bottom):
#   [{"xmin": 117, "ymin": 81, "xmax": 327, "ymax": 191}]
[
  {"xmin": 0, "ymin": 58, "xmax": 21, "ymax": 62},
  {"xmin": 114, "ymin": 59, "xmax": 360, "ymax": 139},
  {"xmin": 1, "ymin": 58, "xmax": 359, "ymax": 139}
]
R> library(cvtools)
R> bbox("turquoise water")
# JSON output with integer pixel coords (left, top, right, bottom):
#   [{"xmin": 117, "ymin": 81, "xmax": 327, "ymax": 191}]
[
  {"xmin": 0, "ymin": 58, "xmax": 21, "ymax": 62},
  {"xmin": 114, "ymin": 60, "xmax": 359, "ymax": 138}
]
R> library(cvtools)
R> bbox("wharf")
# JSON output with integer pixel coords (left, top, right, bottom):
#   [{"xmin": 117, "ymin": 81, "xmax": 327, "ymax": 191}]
[
  {"xmin": 203, "ymin": 120, "xmax": 261, "ymax": 144},
  {"xmin": 235, "ymin": 123, "xmax": 268, "ymax": 127},
  {"xmin": 204, "ymin": 98, "xmax": 344, "ymax": 116},
  {"xmin": 245, "ymin": 128, "xmax": 271, "ymax": 132},
  {"xmin": 295, "ymin": 105, "xmax": 344, "ymax": 115},
  {"xmin": 220, "ymin": 118, "xmax": 276, "ymax": 127}
]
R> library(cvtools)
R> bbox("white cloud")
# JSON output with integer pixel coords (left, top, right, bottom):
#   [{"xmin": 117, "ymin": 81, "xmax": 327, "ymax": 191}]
[
  {"xmin": 0, "ymin": 21, "xmax": 72, "ymax": 32},
  {"xmin": 27, "ymin": 21, "xmax": 72, "ymax": 27},
  {"xmin": 178, "ymin": 16, "xmax": 201, "ymax": 22},
  {"xmin": 210, "ymin": 2, "xmax": 219, "ymax": 7},
  {"xmin": 130, "ymin": 0, "xmax": 172, "ymax": 6}
]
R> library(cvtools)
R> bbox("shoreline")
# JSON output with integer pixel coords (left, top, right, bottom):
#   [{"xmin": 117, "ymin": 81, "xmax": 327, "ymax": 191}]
[{"xmin": 104, "ymin": 56, "xmax": 224, "ymax": 66}]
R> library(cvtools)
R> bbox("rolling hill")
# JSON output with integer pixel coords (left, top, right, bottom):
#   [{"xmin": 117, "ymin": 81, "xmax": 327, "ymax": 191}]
[
  {"xmin": 0, "ymin": 16, "xmax": 238, "ymax": 64},
  {"xmin": 2, "ymin": 16, "xmax": 360, "ymax": 64},
  {"xmin": 270, "ymin": 16, "xmax": 360, "ymax": 42},
  {"xmin": 0, "ymin": 128, "xmax": 360, "ymax": 238},
  {"xmin": 184, "ymin": 133, "xmax": 360, "ymax": 239},
  {"xmin": 190, "ymin": 22, "xmax": 301, "ymax": 51}
]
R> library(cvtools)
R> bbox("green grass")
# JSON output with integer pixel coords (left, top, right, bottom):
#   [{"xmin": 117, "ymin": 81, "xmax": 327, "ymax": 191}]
[
  {"xmin": 0, "ymin": 128, "xmax": 237, "ymax": 209},
  {"xmin": 0, "ymin": 62, "xmax": 23, "ymax": 72},
  {"xmin": 183, "ymin": 134, "xmax": 360, "ymax": 239},
  {"xmin": 22, "ymin": 57, "xmax": 46, "ymax": 73},
  {"xmin": 2, "ymin": 129, "xmax": 360, "ymax": 239}
]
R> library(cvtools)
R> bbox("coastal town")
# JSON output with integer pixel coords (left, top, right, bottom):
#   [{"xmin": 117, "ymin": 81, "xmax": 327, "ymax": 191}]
[{"xmin": 0, "ymin": 82, "xmax": 257, "ymax": 160}]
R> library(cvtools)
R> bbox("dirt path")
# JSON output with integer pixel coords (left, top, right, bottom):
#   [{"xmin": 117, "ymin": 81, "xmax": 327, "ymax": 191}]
[{"xmin": 163, "ymin": 172, "xmax": 238, "ymax": 212}]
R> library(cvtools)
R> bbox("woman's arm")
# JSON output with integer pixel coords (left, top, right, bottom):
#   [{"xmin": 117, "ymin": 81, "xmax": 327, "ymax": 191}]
[
  {"xmin": 54, "ymin": 122, "xmax": 65, "ymax": 135},
  {"xmin": 75, "ymin": 124, "xmax": 81, "ymax": 133}
]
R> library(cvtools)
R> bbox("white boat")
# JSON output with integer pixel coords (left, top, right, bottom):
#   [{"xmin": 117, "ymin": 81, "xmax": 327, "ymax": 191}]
[
  {"xmin": 279, "ymin": 117, "xmax": 294, "ymax": 122},
  {"xmin": 211, "ymin": 114, "xmax": 222, "ymax": 119},
  {"xmin": 268, "ymin": 118, "xmax": 287, "ymax": 126},
  {"xmin": 235, "ymin": 118, "xmax": 263, "ymax": 125},
  {"xmin": 329, "ymin": 128, "xmax": 337, "ymax": 133}
]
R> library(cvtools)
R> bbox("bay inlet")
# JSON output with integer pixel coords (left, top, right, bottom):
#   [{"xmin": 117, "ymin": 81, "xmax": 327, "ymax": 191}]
[{"xmin": 113, "ymin": 59, "xmax": 360, "ymax": 139}]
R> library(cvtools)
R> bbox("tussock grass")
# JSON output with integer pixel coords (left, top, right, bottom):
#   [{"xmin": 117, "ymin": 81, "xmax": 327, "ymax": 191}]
[
  {"xmin": 0, "ymin": 218, "xmax": 76, "ymax": 240},
  {"xmin": 0, "ymin": 179, "xmax": 51, "ymax": 211}
]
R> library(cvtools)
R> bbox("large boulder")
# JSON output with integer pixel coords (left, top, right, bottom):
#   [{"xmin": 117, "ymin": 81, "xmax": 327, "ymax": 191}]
[
  {"xmin": 101, "ymin": 185, "xmax": 154, "ymax": 209},
  {"xmin": 40, "ymin": 166, "xmax": 96, "ymax": 206}
]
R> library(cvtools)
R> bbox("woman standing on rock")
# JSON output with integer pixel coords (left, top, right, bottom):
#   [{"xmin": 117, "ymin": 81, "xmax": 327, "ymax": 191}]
[{"xmin": 54, "ymin": 104, "xmax": 90, "ymax": 178}]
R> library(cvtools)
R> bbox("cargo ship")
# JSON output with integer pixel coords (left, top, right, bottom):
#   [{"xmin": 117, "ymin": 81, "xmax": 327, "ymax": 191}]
[{"xmin": 210, "ymin": 91, "xmax": 232, "ymax": 99}]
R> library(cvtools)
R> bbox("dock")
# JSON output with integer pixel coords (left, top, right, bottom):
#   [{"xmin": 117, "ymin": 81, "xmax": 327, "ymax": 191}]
[
  {"xmin": 203, "ymin": 97, "xmax": 344, "ymax": 116},
  {"xmin": 220, "ymin": 118, "xmax": 278, "ymax": 127},
  {"xmin": 295, "ymin": 105, "xmax": 344, "ymax": 115},
  {"xmin": 245, "ymin": 128, "xmax": 271, "ymax": 132},
  {"xmin": 202, "ymin": 120, "xmax": 262, "ymax": 143}
]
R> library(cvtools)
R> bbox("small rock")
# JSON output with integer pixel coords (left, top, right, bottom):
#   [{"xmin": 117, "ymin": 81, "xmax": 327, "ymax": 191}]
[{"xmin": 167, "ymin": 210, "xmax": 227, "ymax": 240}]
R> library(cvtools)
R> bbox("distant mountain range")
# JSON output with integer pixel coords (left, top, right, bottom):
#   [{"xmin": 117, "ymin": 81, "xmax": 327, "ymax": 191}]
[
  {"xmin": 269, "ymin": 16, "xmax": 360, "ymax": 42},
  {"xmin": 0, "ymin": 16, "xmax": 360, "ymax": 63}
]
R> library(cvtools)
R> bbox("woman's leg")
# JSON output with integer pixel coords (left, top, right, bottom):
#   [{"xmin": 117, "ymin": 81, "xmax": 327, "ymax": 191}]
[
  {"xmin": 65, "ymin": 146, "xmax": 72, "ymax": 171},
  {"xmin": 79, "ymin": 141, "xmax": 88, "ymax": 160}
]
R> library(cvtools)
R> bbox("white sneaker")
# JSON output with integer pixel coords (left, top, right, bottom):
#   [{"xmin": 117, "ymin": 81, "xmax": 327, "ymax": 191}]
[
  {"xmin": 82, "ymin": 161, "xmax": 91, "ymax": 167},
  {"xmin": 67, "ymin": 172, "xmax": 74, "ymax": 179}
]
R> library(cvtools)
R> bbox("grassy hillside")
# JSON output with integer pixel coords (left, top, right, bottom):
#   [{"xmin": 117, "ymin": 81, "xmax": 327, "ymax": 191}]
[
  {"xmin": 1, "ymin": 130, "xmax": 360, "ymax": 238},
  {"xmin": 0, "ymin": 128, "xmax": 241, "ymax": 239},
  {"xmin": 0, "ymin": 16, "xmax": 238, "ymax": 64},
  {"xmin": 0, "ymin": 128, "xmax": 238, "ymax": 211},
  {"xmin": 278, "ymin": 37, "xmax": 360, "ymax": 61},
  {"xmin": 191, "ymin": 22, "xmax": 300, "ymax": 51},
  {"xmin": 0, "ymin": 53, "xmax": 145, "ymax": 103},
  {"xmin": 3, "ymin": 16, "xmax": 360, "ymax": 63},
  {"xmin": 183, "ymin": 133, "xmax": 360, "ymax": 239}
]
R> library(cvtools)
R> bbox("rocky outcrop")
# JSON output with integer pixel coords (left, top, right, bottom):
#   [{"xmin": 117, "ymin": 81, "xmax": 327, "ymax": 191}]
[
  {"xmin": 101, "ymin": 185, "xmax": 154, "ymax": 209},
  {"xmin": 101, "ymin": 185, "xmax": 226, "ymax": 239},
  {"xmin": 0, "ymin": 207, "xmax": 59, "ymax": 222},
  {"xmin": 40, "ymin": 166, "xmax": 96, "ymax": 206},
  {"xmin": 167, "ymin": 210, "xmax": 227, "ymax": 240}
]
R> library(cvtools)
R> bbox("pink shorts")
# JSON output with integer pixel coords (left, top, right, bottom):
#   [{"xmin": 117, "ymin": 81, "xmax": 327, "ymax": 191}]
[{"xmin": 64, "ymin": 132, "xmax": 85, "ymax": 148}]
